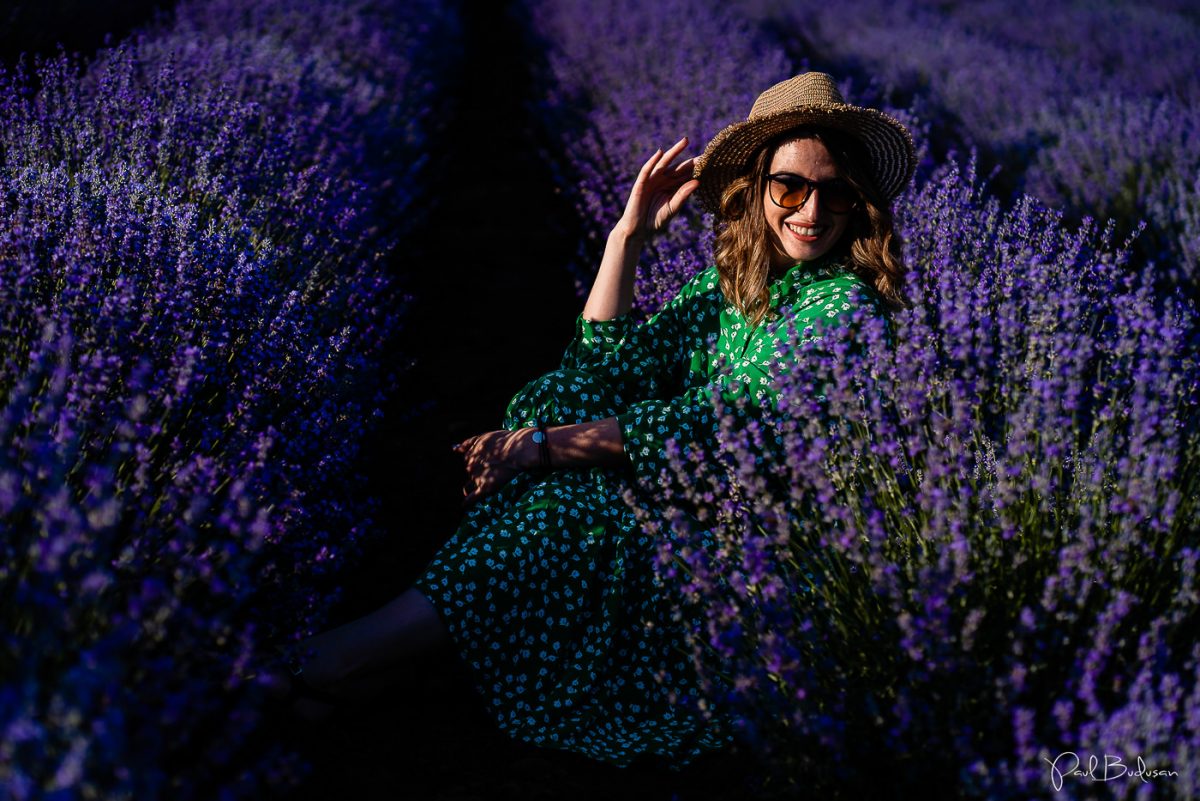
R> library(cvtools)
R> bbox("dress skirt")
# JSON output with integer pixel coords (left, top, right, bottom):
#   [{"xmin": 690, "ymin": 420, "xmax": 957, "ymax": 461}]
[{"xmin": 412, "ymin": 367, "xmax": 733, "ymax": 770}]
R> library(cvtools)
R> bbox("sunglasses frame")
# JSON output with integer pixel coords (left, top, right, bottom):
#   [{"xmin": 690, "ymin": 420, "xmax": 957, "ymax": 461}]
[{"xmin": 766, "ymin": 172, "xmax": 860, "ymax": 215}]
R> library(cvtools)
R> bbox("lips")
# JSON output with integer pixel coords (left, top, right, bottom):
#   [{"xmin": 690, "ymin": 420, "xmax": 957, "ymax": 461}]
[{"xmin": 785, "ymin": 222, "xmax": 825, "ymax": 243}]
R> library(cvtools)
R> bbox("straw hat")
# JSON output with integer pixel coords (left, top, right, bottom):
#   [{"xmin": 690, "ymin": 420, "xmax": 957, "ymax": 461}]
[{"xmin": 694, "ymin": 72, "xmax": 917, "ymax": 213}]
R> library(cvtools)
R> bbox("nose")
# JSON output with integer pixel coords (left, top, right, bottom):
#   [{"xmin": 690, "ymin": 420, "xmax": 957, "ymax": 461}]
[{"xmin": 794, "ymin": 187, "xmax": 822, "ymax": 222}]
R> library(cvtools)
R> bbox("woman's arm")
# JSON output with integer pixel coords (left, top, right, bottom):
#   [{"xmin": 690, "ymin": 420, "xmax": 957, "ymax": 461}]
[
  {"xmin": 518, "ymin": 418, "xmax": 628, "ymax": 470},
  {"xmin": 581, "ymin": 230, "xmax": 643, "ymax": 322},
  {"xmin": 455, "ymin": 420, "xmax": 628, "ymax": 507},
  {"xmin": 455, "ymin": 137, "xmax": 699, "ymax": 506},
  {"xmin": 581, "ymin": 136, "xmax": 698, "ymax": 322}
]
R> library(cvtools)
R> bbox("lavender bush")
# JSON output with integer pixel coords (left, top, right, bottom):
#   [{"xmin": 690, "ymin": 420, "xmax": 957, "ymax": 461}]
[
  {"xmin": 0, "ymin": 0, "xmax": 453, "ymax": 797},
  {"xmin": 634, "ymin": 160, "xmax": 1200, "ymax": 798},
  {"xmin": 1027, "ymin": 94, "xmax": 1200, "ymax": 286},
  {"xmin": 737, "ymin": 0, "xmax": 1200, "ymax": 286}
]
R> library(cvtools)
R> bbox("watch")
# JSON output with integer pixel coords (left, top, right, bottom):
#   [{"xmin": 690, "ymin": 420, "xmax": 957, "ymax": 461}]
[{"xmin": 532, "ymin": 423, "xmax": 552, "ymax": 470}]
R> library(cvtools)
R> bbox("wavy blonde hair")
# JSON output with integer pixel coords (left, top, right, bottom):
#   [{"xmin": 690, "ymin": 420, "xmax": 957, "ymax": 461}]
[{"xmin": 713, "ymin": 127, "xmax": 908, "ymax": 329}]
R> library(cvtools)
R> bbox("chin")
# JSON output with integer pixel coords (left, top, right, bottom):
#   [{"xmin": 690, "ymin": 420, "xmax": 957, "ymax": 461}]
[{"xmin": 779, "ymin": 242, "xmax": 835, "ymax": 265}]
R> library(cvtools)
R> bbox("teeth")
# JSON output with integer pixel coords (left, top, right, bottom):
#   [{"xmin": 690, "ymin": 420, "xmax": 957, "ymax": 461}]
[{"xmin": 787, "ymin": 223, "xmax": 823, "ymax": 236}]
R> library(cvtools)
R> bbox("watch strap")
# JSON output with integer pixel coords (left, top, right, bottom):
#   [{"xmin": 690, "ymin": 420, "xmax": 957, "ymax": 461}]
[{"xmin": 535, "ymin": 421, "xmax": 552, "ymax": 470}]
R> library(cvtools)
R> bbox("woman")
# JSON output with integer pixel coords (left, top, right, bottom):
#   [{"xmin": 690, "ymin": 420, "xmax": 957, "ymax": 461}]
[{"xmin": 264, "ymin": 72, "xmax": 917, "ymax": 769}]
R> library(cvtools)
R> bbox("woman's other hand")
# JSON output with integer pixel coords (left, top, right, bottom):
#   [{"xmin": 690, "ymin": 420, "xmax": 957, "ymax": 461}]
[
  {"xmin": 452, "ymin": 429, "xmax": 534, "ymax": 507},
  {"xmin": 614, "ymin": 136, "xmax": 699, "ymax": 243}
]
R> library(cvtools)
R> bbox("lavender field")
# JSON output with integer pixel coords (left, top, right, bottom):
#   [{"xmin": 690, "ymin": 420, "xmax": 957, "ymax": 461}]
[{"xmin": 2, "ymin": 1, "xmax": 1197, "ymax": 799}]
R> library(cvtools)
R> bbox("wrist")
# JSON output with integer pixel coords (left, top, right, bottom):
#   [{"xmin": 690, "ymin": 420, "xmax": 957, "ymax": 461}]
[
  {"xmin": 534, "ymin": 423, "xmax": 554, "ymax": 470},
  {"xmin": 517, "ymin": 426, "xmax": 552, "ymax": 471},
  {"xmin": 609, "ymin": 224, "xmax": 646, "ymax": 249},
  {"xmin": 515, "ymin": 428, "xmax": 538, "ymax": 470}
]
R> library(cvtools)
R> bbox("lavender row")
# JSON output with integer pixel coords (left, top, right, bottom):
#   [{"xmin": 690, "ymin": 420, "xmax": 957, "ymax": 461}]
[
  {"xmin": 737, "ymin": 0, "xmax": 1200, "ymax": 287},
  {"xmin": 635, "ymin": 161, "xmax": 1200, "ymax": 797},
  {"xmin": 0, "ymin": 1, "xmax": 455, "ymax": 797}
]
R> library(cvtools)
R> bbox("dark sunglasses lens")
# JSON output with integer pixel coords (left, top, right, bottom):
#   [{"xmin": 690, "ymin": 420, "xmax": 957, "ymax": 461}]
[
  {"xmin": 771, "ymin": 179, "xmax": 809, "ymax": 208},
  {"xmin": 771, "ymin": 177, "xmax": 856, "ymax": 212},
  {"xmin": 772, "ymin": 178, "xmax": 801, "ymax": 208},
  {"xmin": 823, "ymin": 182, "xmax": 857, "ymax": 213}
]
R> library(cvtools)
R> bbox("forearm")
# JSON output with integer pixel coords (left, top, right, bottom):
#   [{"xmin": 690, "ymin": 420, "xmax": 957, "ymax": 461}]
[
  {"xmin": 581, "ymin": 229, "xmax": 643, "ymax": 322},
  {"xmin": 514, "ymin": 417, "xmax": 630, "ymax": 470}
]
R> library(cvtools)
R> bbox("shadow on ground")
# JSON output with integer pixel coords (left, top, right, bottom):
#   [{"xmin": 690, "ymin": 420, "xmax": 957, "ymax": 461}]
[{"xmin": 268, "ymin": 2, "xmax": 763, "ymax": 800}]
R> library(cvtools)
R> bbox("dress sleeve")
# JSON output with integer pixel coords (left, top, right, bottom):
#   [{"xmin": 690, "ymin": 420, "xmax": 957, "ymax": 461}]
[
  {"xmin": 615, "ymin": 275, "xmax": 883, "ymax": 489},
  {"xmin": 559, "ymin": 266, "xmax": 717, "ymax": 404}
]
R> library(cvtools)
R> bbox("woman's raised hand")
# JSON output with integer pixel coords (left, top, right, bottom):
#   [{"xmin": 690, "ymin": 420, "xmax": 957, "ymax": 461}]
[
  {"xmin": 615, "ymin": 136, "xmax": 699, "ymax": 242},
  {"xmin": 583, "ymin": 138, "xmax": 697, "ymax": 323}
]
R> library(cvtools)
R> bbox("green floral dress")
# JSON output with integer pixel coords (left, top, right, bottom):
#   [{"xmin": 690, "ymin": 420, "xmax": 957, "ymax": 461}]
[{"xmin": 413, "ymin": 255, "xmax": 883, "ymax": 769}]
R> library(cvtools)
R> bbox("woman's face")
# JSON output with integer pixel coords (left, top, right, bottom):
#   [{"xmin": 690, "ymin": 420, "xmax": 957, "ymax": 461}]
[{"xmin": 763, "ymin": 137, "xmax": 852, "ymax": 270}]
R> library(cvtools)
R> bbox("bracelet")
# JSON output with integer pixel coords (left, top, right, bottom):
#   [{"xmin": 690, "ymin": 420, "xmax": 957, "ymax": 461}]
[{"xmin": 532, "ymin": 421, "xmax": 552, "ymax": 470}]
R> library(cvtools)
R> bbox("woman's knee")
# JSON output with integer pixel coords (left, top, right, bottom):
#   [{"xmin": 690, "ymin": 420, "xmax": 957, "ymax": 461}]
[{"xmin": 503, "ymin": 368, "xmax": 623, "ymax": 429}]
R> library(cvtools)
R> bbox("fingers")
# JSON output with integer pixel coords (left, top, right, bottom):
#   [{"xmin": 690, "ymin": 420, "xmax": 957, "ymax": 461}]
[
  {"xmin": 647, "ymin": 139, "xmax": 691, "ymax": 182},
  {"xmin": 636, "ymin": 137, "xmax": 691, "ymax": 184},
  {"xmin": 669, "ymin": 155, "xmax": 696, "ymax": 176},
  {"xmin": 647, "ymin": 176, "xmax": 701, "ymax": 230},
  {"xmin": 656, "ymin": 139, "xmax": 691, "ymax": 182},
  {"xmin": 661, "ymin": 135, "xmax": 689, "ymax": 165},
  {"xmin": 634, "ymin": 147, "xmax": 665, "ymax": 187},
  {"xmin": 654, "ymin": 160, "xmax": 697, "ymax": 192},
  {"xmin": 672, "ymin": 178, "xmax": 700, "ymax": 205},
  {"xmin": 462, "ymin": 471, "xmax": 482, "ymax": 507},
  {"xmin": 462, "ymin": 473, "xmax": 498, "ymax": 510},
  {"xmin": 454, "ymin": 439, "xmax": 474, "ymax": 506},
  {"xmin": 630, "ymin": 137, "xmax": 695, "ymax": 239}
]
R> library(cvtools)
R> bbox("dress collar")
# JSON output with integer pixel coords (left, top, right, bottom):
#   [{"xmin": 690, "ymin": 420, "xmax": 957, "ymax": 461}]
[{"xmin": 770, "ymin": 250, "xmax": 847, "ymax": 303}]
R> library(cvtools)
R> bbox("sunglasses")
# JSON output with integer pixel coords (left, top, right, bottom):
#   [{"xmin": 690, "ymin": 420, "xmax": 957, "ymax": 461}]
[{"xmin": 766, "ymin": 173, "xmax": 859, "ymax": 215}]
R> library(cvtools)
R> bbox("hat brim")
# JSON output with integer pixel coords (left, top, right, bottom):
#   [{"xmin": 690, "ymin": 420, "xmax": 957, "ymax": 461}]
[{"xmin": 694, "ymin": 103, "xmax": 917, "ymax": 214}]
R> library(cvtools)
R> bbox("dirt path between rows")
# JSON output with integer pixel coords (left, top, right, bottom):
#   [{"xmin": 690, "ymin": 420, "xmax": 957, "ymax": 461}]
[{"xmin": 274, "ymin": 3, "xmax": 759, "ymax": 800}]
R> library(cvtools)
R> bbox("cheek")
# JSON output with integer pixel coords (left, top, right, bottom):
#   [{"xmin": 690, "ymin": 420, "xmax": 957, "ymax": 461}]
[
  {"xmin": 833, "ymin": 215, "xmax": 852, "ymax": 241},
  {"xmin": 763, "ymin": 205, "xmax": 785, "ymax": 234},
  {"xmin": 762, "ymin": 195, "xmax": 779, "ymax": 227}
]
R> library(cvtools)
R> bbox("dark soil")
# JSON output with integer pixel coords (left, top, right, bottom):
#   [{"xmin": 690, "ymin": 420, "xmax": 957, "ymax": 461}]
[{"xmin": 271, "ymin": 3, "xmax": 762, "ymax": 800}]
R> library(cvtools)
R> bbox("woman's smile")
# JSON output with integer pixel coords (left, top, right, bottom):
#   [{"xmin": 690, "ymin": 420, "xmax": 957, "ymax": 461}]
[{"xmin": 784, "ymin": 221, "xmax": 828, "ymax": 242}]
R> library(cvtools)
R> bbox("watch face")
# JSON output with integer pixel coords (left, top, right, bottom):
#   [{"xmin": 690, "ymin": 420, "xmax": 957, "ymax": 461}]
[{"xmin": 532, "ymin": 431, "xmax": 546, "ymax": 444}]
